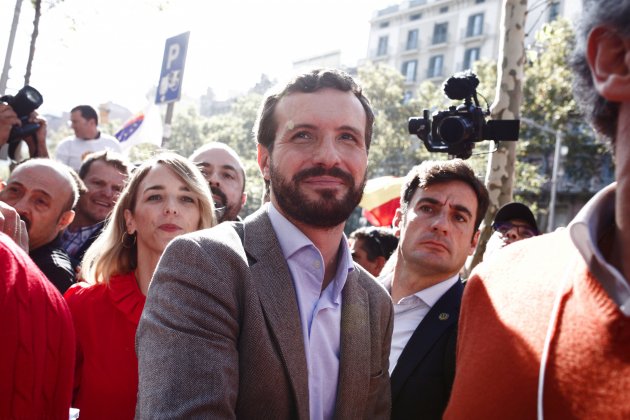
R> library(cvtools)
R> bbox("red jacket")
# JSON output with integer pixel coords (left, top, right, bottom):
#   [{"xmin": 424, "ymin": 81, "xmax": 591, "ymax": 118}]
[
  {"xmin": 65, "ymin": 272, "xmax": 145, "ymax": 420},
  {"xmin": 0, "ymin": 232, "xmax": 76, "ymax": 419}
]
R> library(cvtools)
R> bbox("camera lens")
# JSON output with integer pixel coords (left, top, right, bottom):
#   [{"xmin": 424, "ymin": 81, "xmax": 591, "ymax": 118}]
[{"xmin": 438, "ymin": 116, "xmax": 474, "ymax": 144}]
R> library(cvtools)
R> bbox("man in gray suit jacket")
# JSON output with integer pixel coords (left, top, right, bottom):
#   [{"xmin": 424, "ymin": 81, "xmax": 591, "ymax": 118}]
[{"xmin": 136, "ymin": 69, "xmax": 394, "ymax": 419}]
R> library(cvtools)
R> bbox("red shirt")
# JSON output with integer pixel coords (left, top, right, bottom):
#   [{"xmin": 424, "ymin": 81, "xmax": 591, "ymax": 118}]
[
  {"xmin": 0, "ymin": 232, "xmax": 75, "ymax": 420},
  {"xmin": 65, "ymin": 272, "xmax": 145, "ymax": 420}
]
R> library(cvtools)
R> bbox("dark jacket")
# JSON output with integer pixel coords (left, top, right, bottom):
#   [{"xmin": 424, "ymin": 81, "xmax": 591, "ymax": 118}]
[
  {"xmin": 390, "ymin": 280, "xmax": 465, "ymax": 420},
  {"xmin": 29, "ymin": 234, "xmax": 75, "ymax": 294}
]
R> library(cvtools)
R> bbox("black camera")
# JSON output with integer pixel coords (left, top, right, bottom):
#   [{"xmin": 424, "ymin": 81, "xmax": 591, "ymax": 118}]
[
  {"xmin": 408, "ymin": 71, "xmax": 519, "ymax": 159},
  {"xmin": 1, "ymin": 85, "xmax": 44, "ymax": 145}
]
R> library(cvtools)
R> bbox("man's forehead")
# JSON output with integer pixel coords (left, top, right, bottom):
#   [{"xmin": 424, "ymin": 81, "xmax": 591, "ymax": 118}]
[
  {"xmin": 193, "ymin": 148, "xmax": 243, "ymax": 171},
  {"xmin": 10, "ymin": 164, "xmax": 72, "ymax": 194},
  {"xmin": 411, "ymin": 181, "xmax": 478, "ymax": 211},
  {"xmin": 276, "ymin": 89, "xmax": 366, "ymax": 129},
  {"xmin": 86, "ymin": 160, "xmax": 127, "ymax": 179}
]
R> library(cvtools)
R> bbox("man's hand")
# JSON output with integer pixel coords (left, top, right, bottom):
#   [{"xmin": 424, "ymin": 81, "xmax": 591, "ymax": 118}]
[
  {"xmin": 0, "ymin": 201, "xmax": 29, "ymax": 253},
  {"xmin": 0, "ymin": 104, "xmax": 20, "ymax": 147},
  {"xmin": 24, "ymin": 113, "xmax": 49, "ymax": 158}
]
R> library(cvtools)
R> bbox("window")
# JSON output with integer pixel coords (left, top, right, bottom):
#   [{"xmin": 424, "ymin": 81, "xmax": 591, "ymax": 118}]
[
  {"xmin": 406, "ymin": 29, "xmax": 419, "ymax": 50},
  {"xmin": 410, "ymin": 13, "xmax": 422, "ymax": 21},
  {"xmin": 379, "ymin": 21, "xmax": 390, "ymax": 28},
  {"xmin": 403, "ymin": 91, "xmax": 413, "ymax": 104},
  {"xmin": 549, "ymin": 2, "xmax": 560, "ymax": 21},
  {"xmin": 467, "ymin": 13, "xmax": 484, "ymax": 37},
  {"xmin": 402, "ymin": 60, "xmax": 418, "ymax": 82},
  {"xmin": 475, "ymin": 0, "xmax": 485, "ymax": 3},
  {"xmin": 428, "ymin": 55, "xmax": 443, "ymax": 78},
  {"xmin": 463, "ymin": 47, "xmax": 480, "ymax": 70},
  {"xmin": 377, "ymin": 36, "xmax": 389, "ymax": 56},
  {"xmin": 439, "ymin": 6, "xmax": 449, "ymax": 13},
  {"xmin": 432, "ymin": 23, "xmax": 448, "ymax": 44}
]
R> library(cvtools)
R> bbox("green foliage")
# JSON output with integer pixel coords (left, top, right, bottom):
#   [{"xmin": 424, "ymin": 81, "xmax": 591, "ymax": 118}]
[
  {"xmin": 358, "ymin": 64, "xmax": 427, "ymax": 178},
  {"xmin": 519, "ymin": 18, "xmax": 611, "ymax": 204},
  {"xmin": 163, "ymin": 106, "xmax": 210, "ymax": 157}
]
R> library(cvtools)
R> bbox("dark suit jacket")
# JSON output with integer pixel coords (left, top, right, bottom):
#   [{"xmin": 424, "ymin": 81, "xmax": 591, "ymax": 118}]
[
  {"xmin": 390, "ymin": 280, "xmax": 464, "ymax": 420},
  {"xmin": 136, "ymin": 207, "xmax": 394, "ymax": 419}
]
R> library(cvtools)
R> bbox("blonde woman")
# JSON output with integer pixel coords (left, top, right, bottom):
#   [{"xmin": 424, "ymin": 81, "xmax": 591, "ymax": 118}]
[{"xmin": 64, "ymin": 153, "xmax": 216, "ymax": 419}]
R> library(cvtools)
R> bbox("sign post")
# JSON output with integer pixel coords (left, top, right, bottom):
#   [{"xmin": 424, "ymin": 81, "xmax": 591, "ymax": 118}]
[{"xmin": 156, "ymin": 31, "xmax": 190, "ymax": 142}]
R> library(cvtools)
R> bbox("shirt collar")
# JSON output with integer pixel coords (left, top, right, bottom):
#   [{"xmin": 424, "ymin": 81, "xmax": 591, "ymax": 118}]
[
  {"xmin": 569, "ymin": 182, "xmax": 630, "ymax": 315},
  {"xmin": 268, "ymin": 202, "xmax": 315, "ymax": 259},
  {"xmin": 267, "ymin": 202, "xmax": 354, "ymax": 300},
  {"xmin": 380, "ymin": 272, "xmax": 459, "ymax": 307}
]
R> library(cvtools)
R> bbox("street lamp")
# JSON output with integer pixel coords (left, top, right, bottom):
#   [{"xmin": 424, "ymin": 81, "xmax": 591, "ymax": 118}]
[{"xmin": 520, "ymin": 117, "xmax": 563, "ymax": 232}]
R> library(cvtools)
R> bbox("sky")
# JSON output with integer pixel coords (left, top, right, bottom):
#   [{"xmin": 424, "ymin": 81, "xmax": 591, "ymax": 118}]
[{"xmin": 1, "ymin": 0, "xmax": 397, "ymax": 116}]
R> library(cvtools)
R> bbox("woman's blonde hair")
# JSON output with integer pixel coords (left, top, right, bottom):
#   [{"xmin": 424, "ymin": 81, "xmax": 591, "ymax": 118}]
[{"xmin": 80, "ymin": 152, "xmax": 216, "ymax": 285}]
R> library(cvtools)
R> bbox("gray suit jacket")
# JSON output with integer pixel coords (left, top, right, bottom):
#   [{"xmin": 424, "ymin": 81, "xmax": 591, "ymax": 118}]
[{"xmin": 136, "ymin": 207, "xmax": 394, "ymax": 419}]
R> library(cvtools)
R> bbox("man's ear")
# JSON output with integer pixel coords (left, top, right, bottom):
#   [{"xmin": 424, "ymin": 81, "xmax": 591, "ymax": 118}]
[
  {"xmin": 0, "ymin": 181, "xmax": 5, "ymax": 192},
  {"xmin": 587, "ymin": 26, "xmax": 630, "ymax": 101},
  {"xmin": 392, "ymin": 208, "xmax": 403, "ymax": 237},
  {"xmin": 241, "ymin": 193, "xmax": 248, "ymax": 207},
  {"xmin": 57, "ymin": 210, "xmax": 75, "ymax": 231},
  {"xmin": 374, "ymin": 255, "xmax": 387, "ymax": 274},
  {"xmin": 469, "ymin": 230, "xmax": 481, "ymax": 255},
  {"xmin": 257, "ymin": 144, "xmax": 270, "ymax": 181}
]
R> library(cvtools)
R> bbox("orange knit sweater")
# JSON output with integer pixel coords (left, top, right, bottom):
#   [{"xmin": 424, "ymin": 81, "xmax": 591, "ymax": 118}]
[{"xmin": 444, "ymin": 229, "xmax": 630, "ymax": 419}]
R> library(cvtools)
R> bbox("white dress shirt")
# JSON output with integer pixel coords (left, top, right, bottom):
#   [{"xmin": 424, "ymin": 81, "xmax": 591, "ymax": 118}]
[{"xmin": 381, "ymin": 273, "xmax": 460, "ymax": 374}]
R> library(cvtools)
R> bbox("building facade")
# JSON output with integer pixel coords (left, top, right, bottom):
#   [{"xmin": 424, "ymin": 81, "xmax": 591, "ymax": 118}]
[{"xmin": 366, "ymin": 0, "xmax": 581, "ymax": 98}]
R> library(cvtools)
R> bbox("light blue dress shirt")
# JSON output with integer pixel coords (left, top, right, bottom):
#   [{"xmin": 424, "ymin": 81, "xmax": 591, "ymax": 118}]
[{"xmin": 268, "ymin": 203, "xmax": 354, "ymax": 420}]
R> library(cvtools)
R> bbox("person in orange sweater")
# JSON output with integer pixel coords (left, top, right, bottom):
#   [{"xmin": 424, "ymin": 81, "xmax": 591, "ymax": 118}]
[
  {"xmin": 444, "ymin": 0, "xmax": 630, "ymax": 418},
  {"xmin": 64, "ymin": 153, "xmax": 216, "ymax": 419}
]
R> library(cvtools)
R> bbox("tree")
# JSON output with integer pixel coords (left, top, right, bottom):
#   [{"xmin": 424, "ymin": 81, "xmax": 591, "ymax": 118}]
[
  {"xmin": 24, "ymin": 0, "xmax": 41, "ymax": 85},
  {"xmin": 163, "ymin": 106, "xmax": 210, "ymax": 157},
  {"xmin": 358, "ymin": 64, "xmax": 429, "ymax": 178}
]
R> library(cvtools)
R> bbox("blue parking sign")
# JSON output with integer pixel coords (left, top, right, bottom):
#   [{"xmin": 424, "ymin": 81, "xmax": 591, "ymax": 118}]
[{"xmin": 155, "ymin": 32, "xmax": 190, "ymax": 104}]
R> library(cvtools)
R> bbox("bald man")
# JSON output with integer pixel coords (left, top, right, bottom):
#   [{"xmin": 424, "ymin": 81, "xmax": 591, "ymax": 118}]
[
  {"xmin": 0, "ymin": 159, "xmax": 79, "ymax": 293},
  {"xmin": 190, "ymin": 142, "xmax": 247, "ymax": 222}
]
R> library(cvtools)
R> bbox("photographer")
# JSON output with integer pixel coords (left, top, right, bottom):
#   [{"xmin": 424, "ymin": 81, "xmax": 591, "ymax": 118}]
[
  {"xmin": 1, "ymin": 103, "xmax": 49, "ymax": 160},
  {"xmin": 0, "ymin": 102, "xmax": 50, "ymax": 251}
]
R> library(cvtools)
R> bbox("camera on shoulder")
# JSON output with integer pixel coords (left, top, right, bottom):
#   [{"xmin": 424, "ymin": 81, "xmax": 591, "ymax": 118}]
[{"xmin": 408, "ymin": 71, "xmax": 519, "ymax": 159}]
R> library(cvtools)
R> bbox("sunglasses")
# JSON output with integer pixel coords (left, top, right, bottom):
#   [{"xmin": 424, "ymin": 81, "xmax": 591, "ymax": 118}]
[{"xmin": 492, "ymin": 222, "xmax": 538, "ymax": 239}]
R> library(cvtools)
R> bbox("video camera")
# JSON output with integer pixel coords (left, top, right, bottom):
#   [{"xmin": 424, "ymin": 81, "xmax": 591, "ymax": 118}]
[
  {"xmin": 1, "ymin": 85, "xmax": 44, "ymax": 158},
  {"xmin": 408, "ymin": 71, "xmax": 519, "ymax": 159}
]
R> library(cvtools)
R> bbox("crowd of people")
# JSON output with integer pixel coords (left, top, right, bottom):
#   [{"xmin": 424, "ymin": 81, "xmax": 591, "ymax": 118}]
[{"xmin": 0, "ymin": 0, "xmax": 628, "ymax": 418}]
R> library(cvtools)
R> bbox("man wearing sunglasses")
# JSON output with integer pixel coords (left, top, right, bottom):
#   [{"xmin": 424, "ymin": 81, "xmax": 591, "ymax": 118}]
[{"xmin": 484, "ymin": 202, "xmax": 540, "ymax": 260}]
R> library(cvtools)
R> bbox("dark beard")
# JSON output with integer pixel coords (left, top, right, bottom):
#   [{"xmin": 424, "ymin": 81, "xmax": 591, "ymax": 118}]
[
  {"xmin": 270, "ymin": 163, "xmax": 366, "ymax": 228},
  {"xmin": 210, "ymin": 186, "xmax": 237, "ymax": 222}
]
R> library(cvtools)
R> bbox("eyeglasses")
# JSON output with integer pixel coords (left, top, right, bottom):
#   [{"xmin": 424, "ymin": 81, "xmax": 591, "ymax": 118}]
[{"xmin": 492, "ymin": 222, "xmax": 538, "ymax": 239}]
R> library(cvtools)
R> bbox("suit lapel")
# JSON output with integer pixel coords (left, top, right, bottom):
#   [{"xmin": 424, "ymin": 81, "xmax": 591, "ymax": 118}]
[
  {"xmin": 242, "ymin": 209, "xmax": 309, "ymax": 418},
  {"xmin": 390, "ymin": 280, "xmax": 464, "ymax": 400},
  {"xmin": 335, "ymin": 269, "xmax": 370, "ymax": 419}
]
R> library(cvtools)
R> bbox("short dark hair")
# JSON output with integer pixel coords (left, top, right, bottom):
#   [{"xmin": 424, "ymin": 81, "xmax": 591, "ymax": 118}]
[
  {"xmin": 349, "ymin": 226, "xmax": 399, "ymax": 261},
  {"xmin": 253, "ymin": 68, "xmax": 374, "ymax": 153},
  {"xmin": 400, "ymin": 159, "xmax": 489, "ymax": 232},
  {"xmin": 78, "ymin": 150, "xmax": 131, "ymax": 180},
  {"xmin": 570, "ymin": 0, "xmax": 630, "ymax": 144},
  {"xmin": 71, "ymin": 105, "xmax": 99, "ymax": 125}
]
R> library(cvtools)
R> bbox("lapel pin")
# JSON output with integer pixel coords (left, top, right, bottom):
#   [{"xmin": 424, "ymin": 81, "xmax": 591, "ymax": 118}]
[{"xmin": 438, "ymin": 313, "xmax": 449, "ymax": 321}]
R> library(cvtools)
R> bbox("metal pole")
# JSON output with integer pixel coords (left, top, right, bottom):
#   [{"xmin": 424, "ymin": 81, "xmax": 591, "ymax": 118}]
[
  {"xmin": 162, "ymin": 102, "xmax": 174, "ymax": 144},
  {"xmin": 0, "ymin": 0, "xmax": 23, "ymax": 95},
  {"xmin": 547, "ymin": 129, "xmax": 563, "ymax": 232}
]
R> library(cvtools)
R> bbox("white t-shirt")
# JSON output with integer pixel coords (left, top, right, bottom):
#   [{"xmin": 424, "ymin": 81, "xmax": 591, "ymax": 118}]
[{"xmin": 55, "ymin": 133, "xmax": 123, "ymax": 172}]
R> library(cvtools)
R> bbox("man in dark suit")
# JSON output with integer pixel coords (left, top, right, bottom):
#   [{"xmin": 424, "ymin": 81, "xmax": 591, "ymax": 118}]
[
  {"xmin": 384, "ymin": 159, "xmax": 489, "ymax": 420},
  {"xmin": 136, "ymin": 69, "xmax": 393, "ymax": 419}
]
